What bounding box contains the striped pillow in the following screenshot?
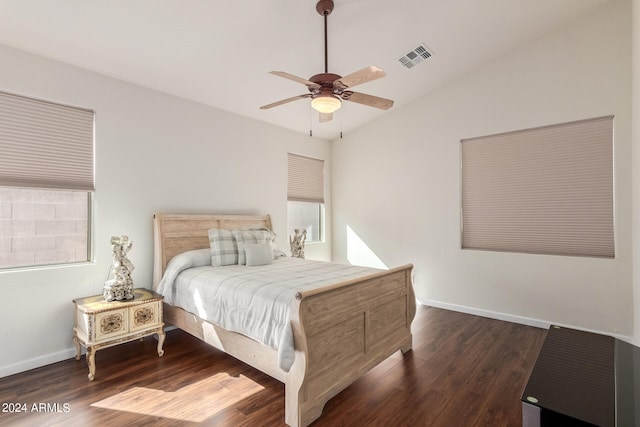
[208,228,239,266]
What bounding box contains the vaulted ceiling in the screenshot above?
[0,0,615,140]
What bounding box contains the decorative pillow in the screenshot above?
[244,243,274,266]
[233,228,277,265]
[208,228,239,266]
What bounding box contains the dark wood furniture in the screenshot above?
[522,325,640,427]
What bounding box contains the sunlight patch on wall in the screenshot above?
[91,373,264,422]
[347,225,388,269]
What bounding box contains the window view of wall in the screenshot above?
[287,200,323,243]
[0,90,94,269]
[0,187,89,268]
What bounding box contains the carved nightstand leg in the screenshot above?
[86,347,96,381]
[157,330,166,357]
[72,329,81,360]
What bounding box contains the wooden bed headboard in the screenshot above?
[152,213,272,289]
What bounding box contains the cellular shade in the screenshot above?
[287,153,324,203]
[0,91,94,191]
[461,116,614,258]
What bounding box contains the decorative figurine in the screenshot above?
[103,235,135,301]
[289,229,307,259]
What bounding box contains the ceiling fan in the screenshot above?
[260,0,393,123]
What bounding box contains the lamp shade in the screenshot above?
[311,95,341,113]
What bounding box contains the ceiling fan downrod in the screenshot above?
[316,0,334,74]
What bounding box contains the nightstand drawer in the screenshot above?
[95,308,129,340]
[129,301,160,332]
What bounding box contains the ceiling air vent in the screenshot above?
[398,43,433,69]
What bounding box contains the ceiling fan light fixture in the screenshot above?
[311,95,341,113]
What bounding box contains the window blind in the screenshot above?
[287,153,324,203]
[461,116,614,258]
[0,91,94,191]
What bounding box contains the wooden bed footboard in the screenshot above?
[162,264,415,427]
[286,264,415,427]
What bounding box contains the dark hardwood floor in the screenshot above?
[0,306,546,426]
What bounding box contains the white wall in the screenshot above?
[0,44,332,377]
[333,0,634,336]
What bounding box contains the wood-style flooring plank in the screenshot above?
[0,306,546,426]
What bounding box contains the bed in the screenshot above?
[152,213,416,427]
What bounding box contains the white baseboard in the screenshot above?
[420,298,633,342]
[421,298,550,329]
[0,347,78,379]
[0,326,177,379]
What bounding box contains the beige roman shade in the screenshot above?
[287,153,324,203]
[0,91,95,191]
[461,116,614,258]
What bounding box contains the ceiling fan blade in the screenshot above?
[270,71,321,90]
[334,66,386,89]
[344,91,394,110]
[319,112,333,123]
[260,94,311,109]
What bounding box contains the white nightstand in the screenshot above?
[72,288,165,381]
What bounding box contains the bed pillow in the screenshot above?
[208,228,239,266]
[233,228,277,265]
[244,243,274,266]
[156,248,211,298]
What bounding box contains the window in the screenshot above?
[461,116,614,258]
[287,200,324,242]
[0,91,94,269]
[287,153,324,243]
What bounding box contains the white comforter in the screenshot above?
[158,256,381,372]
